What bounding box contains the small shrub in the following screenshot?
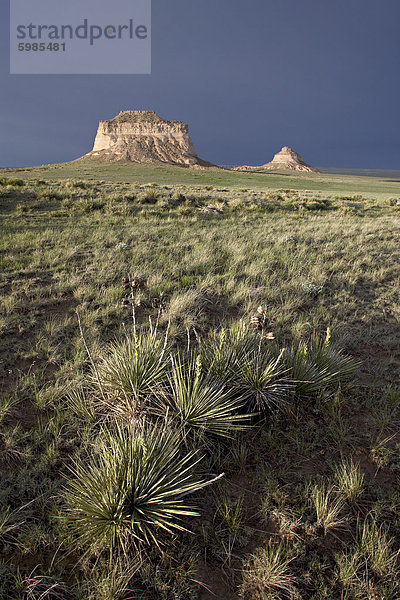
[4,178,25,187]
[138,189,159,204]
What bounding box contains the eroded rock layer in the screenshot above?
[235,146,320,172]
[79,110,214,167]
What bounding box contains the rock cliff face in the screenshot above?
[79,110,214,167]
[235,146,320,173]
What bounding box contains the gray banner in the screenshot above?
[10,0,151,74]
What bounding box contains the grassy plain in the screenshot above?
[3,161,400,198]
[0,162,400,599]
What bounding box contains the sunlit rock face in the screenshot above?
[261,146,320,172]
[78,110,214,167]
[234,146,320,172]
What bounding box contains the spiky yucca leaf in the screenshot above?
[281,341,329,396]
[200,326,260,381]
[231,349,291,415]
[64,425,219,555]
[95,332,169,415]
[165,352,251,437]
[271,329,358,397]
[308,328,358,384]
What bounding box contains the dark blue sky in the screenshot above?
[1,0,400,168]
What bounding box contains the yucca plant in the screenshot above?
[275,328,358,397]
[200,325,260,381]
[95,331,169,416]
[308,328,358,385]
[230,349,291,415]
[164,352,251,437]
[64,424,220,556]
[279,341,328,397]
[65,385,97,423]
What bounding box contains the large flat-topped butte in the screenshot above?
[79,110,215,168]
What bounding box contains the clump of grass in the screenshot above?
[212,493,247,566]
[88,558,141,600]
[0,504,24,546]
[301,280,324,298]
[138,189,159,204]
[240,543,298,600]
[170,191,186,204]
[64,424,220,556]
[357,516,398,577]
[0,394,20,425]
[334,459,364,503]
[335,550,362,589]
[269,509,303,542]
[75,198,105,213]
[163,352,250,437]
[3,178,25,187]
[215,494,245,537]
[65,180,89,189]
[165,287,216,328]
[22,574,70,600]
[310,482,346,535]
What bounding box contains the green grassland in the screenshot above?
[3,160,400,198]
[0,163,400,600]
